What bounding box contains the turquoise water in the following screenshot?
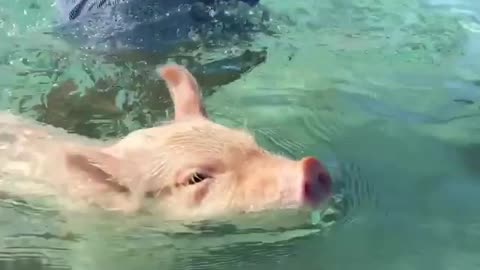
[2,0,480,269]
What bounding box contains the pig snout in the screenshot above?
[299,157,332,207]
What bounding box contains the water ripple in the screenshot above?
[330,162,379,226]
[254,127,307,157]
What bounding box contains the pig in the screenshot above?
[0,64,331,221]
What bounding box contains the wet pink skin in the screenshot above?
[0,64,332,221]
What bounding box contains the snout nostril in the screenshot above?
[300,156,332,205]
[316,171,332,194]
[303,181,312,198]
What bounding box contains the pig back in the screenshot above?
[0,113,102,182]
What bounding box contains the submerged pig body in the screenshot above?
[0,65,331,221]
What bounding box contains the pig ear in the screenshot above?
[65,149,130,193]
[157,64,208,121]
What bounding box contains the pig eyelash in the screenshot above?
[188,172,209,185]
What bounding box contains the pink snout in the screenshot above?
[300,157,332,207]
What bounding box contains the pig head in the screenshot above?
[54,65,332,221]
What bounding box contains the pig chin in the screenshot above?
[235,180,329,216]
[251,188,323,214]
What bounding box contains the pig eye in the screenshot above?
[188,172,209,185]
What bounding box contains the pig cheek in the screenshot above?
[193,178,238,215]
[153,191,194,220]
[189,183,210,208]
[237,176,280,211]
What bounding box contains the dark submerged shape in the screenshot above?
[53,0,266,55]
[38,0,269,139]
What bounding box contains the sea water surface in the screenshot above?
[1,0,480,269]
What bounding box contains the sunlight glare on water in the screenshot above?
[1,0,480,269]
